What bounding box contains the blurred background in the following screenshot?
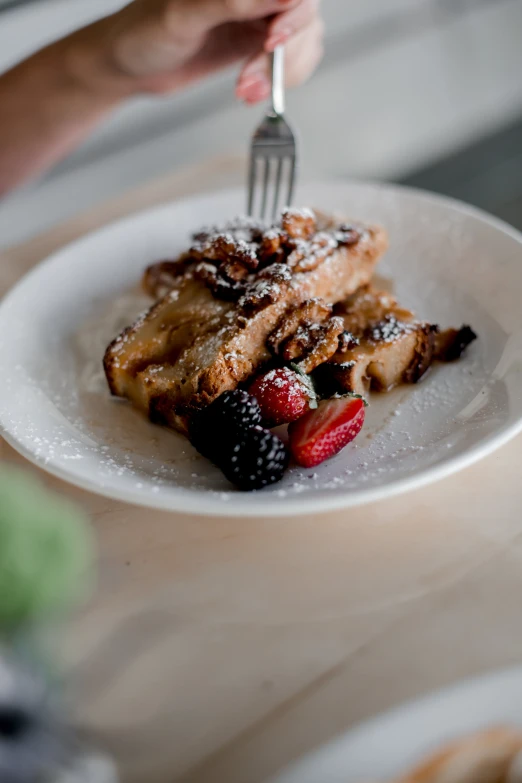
[0,0,521,247]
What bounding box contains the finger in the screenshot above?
[236,16,323,101]
[236,49,270,101]
[284,16,324,86]
[165,0,300,36]
[265,0,320,51]
[113,0,295,83]
[238,81,272,104]
[177,19,268,85]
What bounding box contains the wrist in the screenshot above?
[63,5,205,98]
[59,17,142,105]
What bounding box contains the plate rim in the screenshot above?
[269,662,522,782]
[1,407,522,517]
[1,178,522,517]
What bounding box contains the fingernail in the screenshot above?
[243,84,271,104]
[237,77,267,98]
[269,24,292,40]
[272,24,292,39]
[266,34,291,51]
[241,69,266,82]
[238,74,267,90]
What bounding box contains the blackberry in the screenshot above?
[210,390,262,430]
[189,390,262,461]
[189,419,220,462]
[220,426,289,491]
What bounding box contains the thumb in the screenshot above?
[165,0,300,35]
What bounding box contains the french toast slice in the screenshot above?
[104,210,388,433]
[390,727,522,783]
[315,285,476,397]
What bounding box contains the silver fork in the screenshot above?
[247,45,298,221]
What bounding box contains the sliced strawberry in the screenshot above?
[249,366,316,427]
[288,395,365,468]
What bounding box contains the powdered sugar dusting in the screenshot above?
[0,268,493,506]
[193,215,266,244]
[283,207,315,220]
[369,315,414,343]
[253,367,308,397]
[0,182,513,515]
[58,281,490,503]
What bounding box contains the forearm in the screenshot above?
[0,0,322,197]
[0,24,132,197]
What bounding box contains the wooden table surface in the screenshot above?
[2,159,522,783]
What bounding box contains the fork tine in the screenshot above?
[247,154,256,216]
[260,158,270,221]
[247,46,296,220]
[287,156,296,208]
[272,158,283,220]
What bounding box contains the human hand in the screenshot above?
[0,0,323,195]
[71,0,323,103]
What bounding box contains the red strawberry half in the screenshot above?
[288,395,365,468]
[249,367,316,427]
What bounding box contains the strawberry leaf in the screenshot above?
[333,391,369,407]
[289,362,318,407]
[289,362,307,378]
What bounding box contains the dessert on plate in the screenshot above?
[383,727,522,782]
[104,208,476,490]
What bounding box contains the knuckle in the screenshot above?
[223,0,248,14]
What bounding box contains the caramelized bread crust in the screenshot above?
[104,212,388,433]
[391,727,522,783]
[316,286,476,397]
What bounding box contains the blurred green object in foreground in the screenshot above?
[0,466,94,634]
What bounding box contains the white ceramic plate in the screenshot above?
[270,665,522,783]
[1,181,522,517]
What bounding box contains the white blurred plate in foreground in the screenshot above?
[270,665,522,782]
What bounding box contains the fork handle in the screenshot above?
[271,45,285,116]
